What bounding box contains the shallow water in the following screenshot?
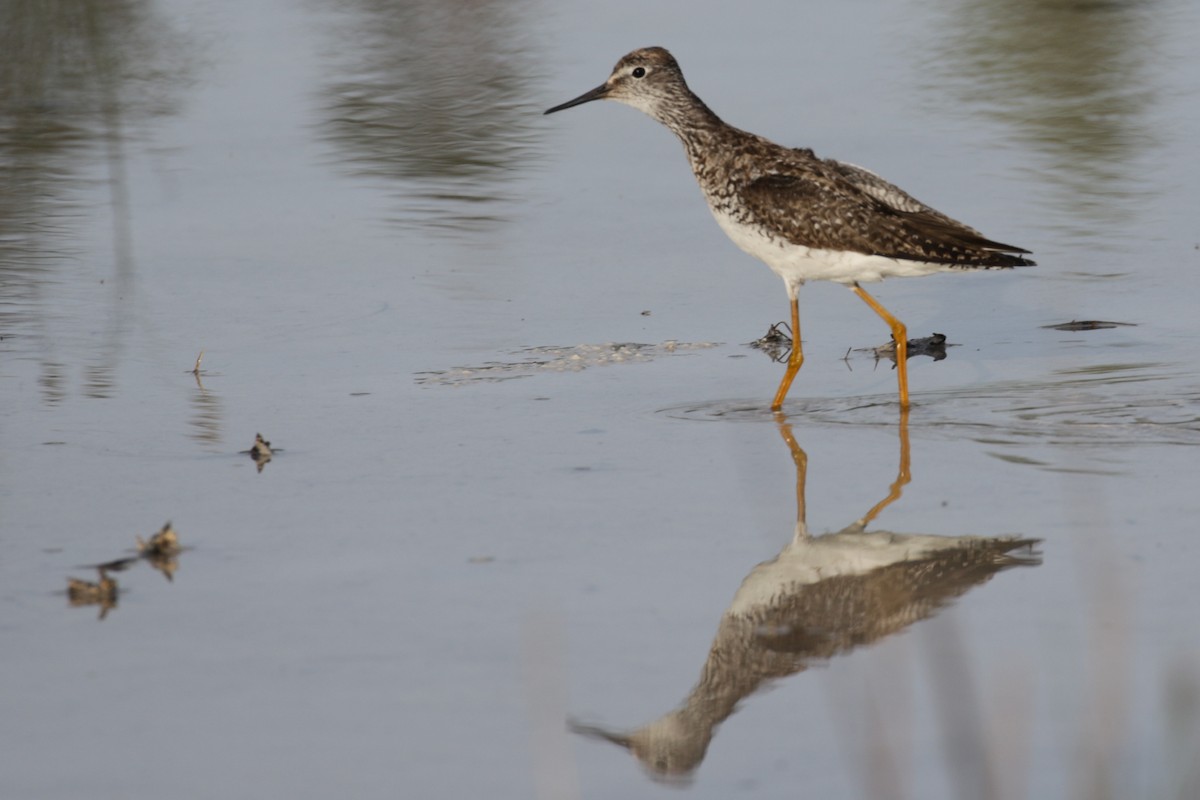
[3,0,1200,797]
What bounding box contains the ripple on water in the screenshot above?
[660,363,1200,448]
[414,341,720,386]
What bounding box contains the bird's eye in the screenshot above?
[631,67,646,78]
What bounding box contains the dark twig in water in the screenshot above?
[1042,320,1136,332]
[749,322,794,363]
[861,333,951,368]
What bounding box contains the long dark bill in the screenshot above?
[544,83,610,115]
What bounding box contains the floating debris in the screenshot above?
[840,333,951,371]
[249,434,272,459]
[250,433,272,472]
[66,522,188,616]
[137,522,181,558]
[749,326,949,367]
[748,322,794,363]
[238,433,275,472]
[1042,320,1137,332]
[861,332,950,365]
[137,522,183,580]
[67,568,119,620]
[415,341,720,386]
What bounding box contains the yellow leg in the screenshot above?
[855,406,912,527]
[774,412,808,528]
[850,283,909,408]
[770,296,803,411]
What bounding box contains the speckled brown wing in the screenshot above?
[828,159,954,218]
[739,172,1035,268]
[892,209,1036,267]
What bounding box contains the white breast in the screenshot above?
[707,204,953,298]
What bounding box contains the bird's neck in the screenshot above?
[653,91,726,147]
[652,92,748,182]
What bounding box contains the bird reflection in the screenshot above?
[571,411,1040,783]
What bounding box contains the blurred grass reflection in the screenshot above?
[0,0,190,397]
[919,0,1164,245]
[313,0,544,233]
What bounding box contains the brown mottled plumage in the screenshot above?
[546,47,1034,409]
[569,416,1041,782]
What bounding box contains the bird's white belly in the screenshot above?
[726,527,1005,617]
[708,205,952,295]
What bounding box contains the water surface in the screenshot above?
[3,1,1199,798]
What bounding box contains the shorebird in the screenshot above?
[571,414,1041,781]
[545,47,1034,410]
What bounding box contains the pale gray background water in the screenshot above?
[3,0,1199,798]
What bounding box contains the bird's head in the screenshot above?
[544,47,689,121]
